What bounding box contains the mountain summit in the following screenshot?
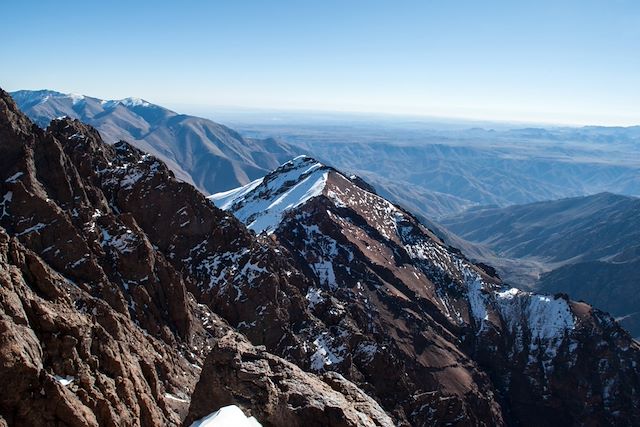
[214,154,640,425]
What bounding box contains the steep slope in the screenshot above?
[0,89,395,426]
[11,89,304,194]
[213,156,640,426]
[441,193,640,337]
[5,86,640,425]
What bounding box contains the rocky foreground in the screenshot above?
[1,88,639,426]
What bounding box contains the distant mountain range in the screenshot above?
[441,192,640,337]
[11,90,304,194]
[231,119,640,218]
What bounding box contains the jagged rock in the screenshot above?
[2,86,639,426]
[213,155,640,426]
[0,227,208,426]
[0,88,397,426]
[185,331,394,427]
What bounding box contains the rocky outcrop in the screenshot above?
[0,88,396,426]
[185,331,394,427]
[214,156,640,426]
[0,226,211,426]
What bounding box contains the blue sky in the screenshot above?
[2,1,639,125]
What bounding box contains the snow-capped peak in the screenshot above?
[209,156,330,234]
[100,97,152,109]
[67,93,85,104]
[10,89,154,111]
[118,97,151,108]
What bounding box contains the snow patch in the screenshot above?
[17,222,47,236]
[67,93,85,104]
[5,172,24,183]
[0,191,12,219]
[190,405,261,427]
[305,287,324,309]
[310,333,345,370]
[164,392,189,403]
[53,375,75,386]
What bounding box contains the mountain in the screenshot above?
[10,89,304,194]
[441,192,640,337]
[2,88,640,425]
[212,156,640,425]
[0,89,393,426]
[229,118,640,218]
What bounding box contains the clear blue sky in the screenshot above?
[2,1,639,125]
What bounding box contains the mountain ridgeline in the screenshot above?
[210,155,640,425]
[1,88,639,426]
[10,90,304,195]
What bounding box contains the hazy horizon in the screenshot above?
[3,1,640,126]
[9,87,639,130]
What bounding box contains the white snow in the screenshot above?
[208,178,263,210]
[356,342,378,362]
[119,169,145,189]
[101,228,136,253]
[16,222,46,236]
[467,276,489,326]
[210,157,329,234]
[53,375,75,386]
[495,288,575,342]
[164,392,189,403]
[190,405,261,427]
[312,260,337,289]
[67,93,85,104]
[0,191,12,219]
[305,287,324,309]
[119,97,151,108]
[4,172,24,183]
[310,333,345,370]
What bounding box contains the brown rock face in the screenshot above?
[0,227,208,426]
[216,156,640,426]
[2,86,640,426]
[185,331,394,427]
[0,89,396,426]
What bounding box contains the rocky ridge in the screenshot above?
[10,89,304,195]
[0,89,395,426]
[2,85,640,426]
[213,155,640,426]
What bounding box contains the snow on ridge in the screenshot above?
[465,269,575,369]
[67,93,85,104]
[208,177,263,210]
[209,156,330,234]
[118,97,151,108]
[101,97,152,109]
[190,405,262,427]
[495,287,575,342]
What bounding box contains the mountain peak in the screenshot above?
[101,96,153,109]
[10,89,156,111]
[209,155,332,234]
